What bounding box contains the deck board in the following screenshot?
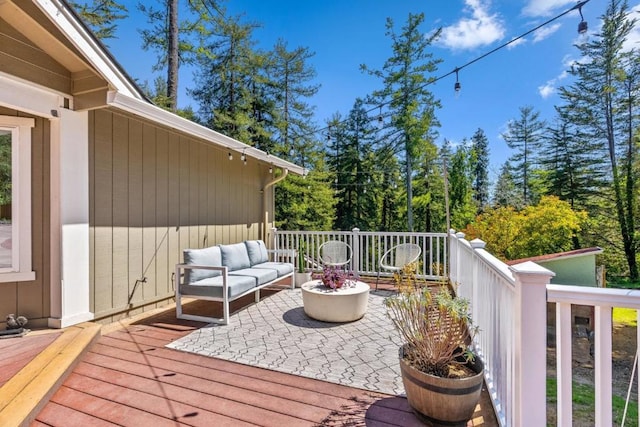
[0,332,60,387]
[31,283,498,426]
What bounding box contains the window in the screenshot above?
[0,116,35,282]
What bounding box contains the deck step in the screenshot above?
[0,322,101,427]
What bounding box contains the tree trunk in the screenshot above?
[167,0,179,111]
[406,133,413,232]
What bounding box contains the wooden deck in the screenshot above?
[0,331,61,388]
[19,282,497,426]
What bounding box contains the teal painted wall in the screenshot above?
[538,255,598,286]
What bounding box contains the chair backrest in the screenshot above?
[319,240,352,267]
[380,243,422,269]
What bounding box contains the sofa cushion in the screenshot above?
[180,275,256,299]
[229,268,278,285]
[253,262,294,276]
[183,246,222,283]
[245,240,269,265]
[219,243,251,271]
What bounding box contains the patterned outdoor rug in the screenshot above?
[166,288,406,396]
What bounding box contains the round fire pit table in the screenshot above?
[300,279,369,322]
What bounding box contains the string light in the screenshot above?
[303,0,592,140]
[454,68,461,93]
[577,3,588,34]
[241,149,247,165]
[269,164,273,174]
[228,152,233,160]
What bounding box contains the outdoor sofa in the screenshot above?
[175,240,294,325]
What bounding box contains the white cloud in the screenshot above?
[532,23,561,43]
[623,3,640,51]
[438,0,505,50]
[523,0,576,18]
[538,57,572,99]
[538,82,556,99]
[506,37,526,50]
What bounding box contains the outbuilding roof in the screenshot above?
[506,247,603,266]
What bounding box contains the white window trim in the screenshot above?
[0,116,35,282]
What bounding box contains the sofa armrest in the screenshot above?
[176,263,228,284]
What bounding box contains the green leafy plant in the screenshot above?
[385,284,479,378]
[297,244,307,273]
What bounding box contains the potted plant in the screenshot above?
[320,264,351,290]
[385,283,483,426]
[294,244,312,287]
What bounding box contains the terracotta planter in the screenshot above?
[399,345,484,427]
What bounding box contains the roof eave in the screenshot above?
[107,91,306,176]
[33,0,144,99]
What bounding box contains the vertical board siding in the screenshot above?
[111,113,129,310]
[89,110,270,321]
[0,108,50,327]
[155,129,169,297]
[127,118,143,315]
[142,123,157,303]
[93,109,114,314]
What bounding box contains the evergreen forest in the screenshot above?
[69,0,640,281]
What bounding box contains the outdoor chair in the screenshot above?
[376,243,422,290]
[318,240,352,268]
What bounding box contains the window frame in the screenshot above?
[0,115,35,282]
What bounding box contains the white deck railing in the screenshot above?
[450,230,640,427]
[272,228,448,281]
[548,285,640,427]
[272,228,640,425]
[449,233,518,426]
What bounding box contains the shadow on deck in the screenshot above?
[0,277,498,426]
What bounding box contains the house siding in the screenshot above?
[89,109,272,323]
[0,16,71,95]
[539,256,599,287]
[0,107,51,329]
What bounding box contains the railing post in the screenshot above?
[351,228,360,274]
[271,227,278,251]
[455,231,465,284]
[469,239,485,320]
[510,261,555,427]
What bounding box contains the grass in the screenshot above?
[606,279,639,326]
[614,307,638,326]
[608,278,640,290]
[547,378,638,426]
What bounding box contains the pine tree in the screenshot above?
[558,0,640,279]
[138,1,217,110]
[448,141,476,230]
[502,106,546,205]
[493,162,523,208]
[413,142,444,232]
[539,107,606,213]
[470,128,490,212]
[328,100,379,230]
[191,14,263,142]
[69,1,127,41]
[267,40,320,167]
[361,13,442,231]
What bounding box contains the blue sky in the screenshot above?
[107,0,639,180]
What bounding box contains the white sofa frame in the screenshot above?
[175,249,295,325]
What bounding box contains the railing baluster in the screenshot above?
[556,302,573,427]
[594,305,613,427]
